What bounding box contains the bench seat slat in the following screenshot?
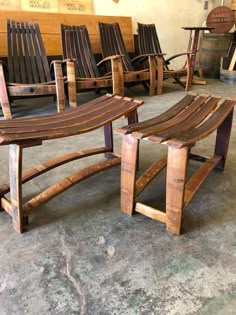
[1,97,137,134]
[0,95,143,144]
[115,93,197,135]
[167,100,235,148]
[131,95,215,139]
[148,96,220,143]
[0,94,113,127]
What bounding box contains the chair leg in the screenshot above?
[156,55,164,95]
[120,135,139,215]
[0,64,12,119]
[111,58,124,96]
[185,54,193,92]
[54,61,66,112]
[166,146,188,235]
[214,108,234,171]
[9,144,24,233]
[104,123,113,159]
[148,55,156,96]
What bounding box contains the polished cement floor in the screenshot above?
[0,79,236,315]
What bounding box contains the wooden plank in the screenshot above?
[228,49,236,71]
[0,147,109,196]
[9,144,24,233]
[148,95,221,143]
[184,156,222,208]
[0,11,133,56]
[132,95,209,139]
[23,156,121,214]
[120,135,139,215]
[1,196,13,217]
[0,96,143,144]
[135,155,167,197]
[115,94,197,136]
[135,203,166,223]
[166,146,188,235]
[167,99,236,149]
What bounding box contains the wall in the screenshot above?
[93,0,231,68]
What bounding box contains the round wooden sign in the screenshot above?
[206,6,235,34]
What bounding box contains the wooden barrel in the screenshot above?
[200,33,233,78]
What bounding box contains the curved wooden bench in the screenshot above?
[0,93,143,233]
[116,93,236,235]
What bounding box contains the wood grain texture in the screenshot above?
[0,94,143,233]
[120,135,139,215]
[0,10,133,56]
[118,94,236,235]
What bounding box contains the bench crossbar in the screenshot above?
[117,94,236,235]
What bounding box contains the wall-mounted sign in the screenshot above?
[0,0,94,13]
[21,0,59,12]
[59,0,93,14]
[206,6,235,33]
[0,0,20,10]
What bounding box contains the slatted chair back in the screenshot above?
[7,19,52,84]
[137,22,169,70]
[99,22,134,72]
[61,24,100,79]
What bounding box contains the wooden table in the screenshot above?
[182,27,214,85]
[116,93,236,235]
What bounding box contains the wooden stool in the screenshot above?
[116,93,236,235]
[0,94,143,233]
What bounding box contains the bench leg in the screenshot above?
[9,144,24,233]
[127,109,138,124]
[104,123,113,159]
[166,146,188,235]
[214,108,234,171]
[120,135,139,215]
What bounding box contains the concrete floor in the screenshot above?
[0,79,236,315]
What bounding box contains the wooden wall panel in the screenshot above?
[0,10,133,56]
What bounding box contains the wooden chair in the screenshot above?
[99,22,162,96]
[61,24,124,107]
[137,22,192,93]
[0,20,67,120]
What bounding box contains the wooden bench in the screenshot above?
[116,93,236,235]
[0,94,143,233]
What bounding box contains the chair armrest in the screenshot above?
[97,55,123,67]
[131,53,165,64]
[166,52,195,63]
[49,59,75,71]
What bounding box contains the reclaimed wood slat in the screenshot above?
[184,156,222,208]
[135,203,167,223]
[117,93,236,235]
[115,93,197,135]
[0,11,133,56]
[0,94,142,233]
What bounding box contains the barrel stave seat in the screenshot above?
[0,94,143,233]
[116,93,236,235]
